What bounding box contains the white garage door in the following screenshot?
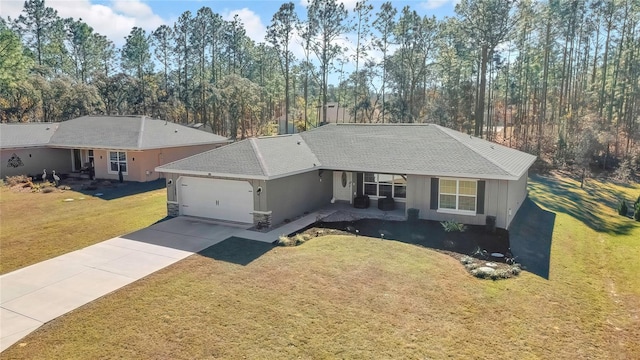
[178,177,254,223]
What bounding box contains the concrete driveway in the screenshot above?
[0,217,249,352]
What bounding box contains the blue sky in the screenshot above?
[2,0,459,47]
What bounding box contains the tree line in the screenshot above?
[0,0,638,173]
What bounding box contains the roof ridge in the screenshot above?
[249,138,269,177]
[137,116,145,149]
[432,125,516,177]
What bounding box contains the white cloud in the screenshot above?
[1,0,168,46]
[222,8,267,44]
[421,0,460,10]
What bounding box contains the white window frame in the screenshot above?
[437,178,477,215]
[108,151,128,175]
[363,173,407,201]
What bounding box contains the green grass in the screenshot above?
[2,174,639,359]
[0,185,166,274]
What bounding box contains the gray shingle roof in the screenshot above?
[47,116,228,149]
[156,140,265,177]
[0,123,59,149]
[157,134,321,179]
[156,124,537,180]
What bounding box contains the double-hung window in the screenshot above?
[439,178,477,214]
[363,173,407,199]
[109,151,127,174]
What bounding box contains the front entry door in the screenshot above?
[72,149,82,171]
[333,171,352,203]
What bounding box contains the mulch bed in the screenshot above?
[290,218,519,276]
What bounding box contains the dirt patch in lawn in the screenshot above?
[289,219,520,279]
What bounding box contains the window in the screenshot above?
[363,173,406,199]
[109,151,127,174]
[439,178,477,213]
[87,150,94,166]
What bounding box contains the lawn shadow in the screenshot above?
[76,179,165,200]
[198,237,274,266]
[529,174,635,235]
[508,197,555,279]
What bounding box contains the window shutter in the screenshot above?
[477,180,486,214]
[430,177,439,210]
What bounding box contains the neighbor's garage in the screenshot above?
[178,176,254,223]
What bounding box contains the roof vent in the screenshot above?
[297,140,301,145]
[174,129,178,133]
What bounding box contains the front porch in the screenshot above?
[320,201,407,222]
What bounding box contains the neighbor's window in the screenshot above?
[363,173,407,199]
[439,178,476,213]
[109,151,127,174]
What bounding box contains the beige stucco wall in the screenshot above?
[265,170,333,225]
[1,148,72,179]
[92,144,221,182]
[406,175,511,229]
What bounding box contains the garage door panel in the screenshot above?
[178,177,253,223]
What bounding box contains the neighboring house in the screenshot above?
[1,116,230,182]
[156,123,536,229]
[0,123,70,179]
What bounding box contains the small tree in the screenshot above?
[617,200,628,216]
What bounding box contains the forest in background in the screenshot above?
[0,0,639,178]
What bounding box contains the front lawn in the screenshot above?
[2,174,639,358]
[0,182,166,274]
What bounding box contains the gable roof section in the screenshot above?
[156,124,537,181]
[47,116,229,150]
[156,134,321,180]
[0,123,59,149]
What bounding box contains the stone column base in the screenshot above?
[253,211,272,229]
[167,202,179,217]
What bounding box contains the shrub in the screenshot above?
[465,263,479,271]
[635,204,640,222]
[490,269,513,280]
[277,235,296,247]
[294,234,307,245]
[460,255,475,265]
[441,220,467,232]
[617,200,628,216]
[471,267,493,279]
[635,195,640,209]
[510,264,522,276]
[5,175,30,186]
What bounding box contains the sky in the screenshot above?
[1,0,460,48]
